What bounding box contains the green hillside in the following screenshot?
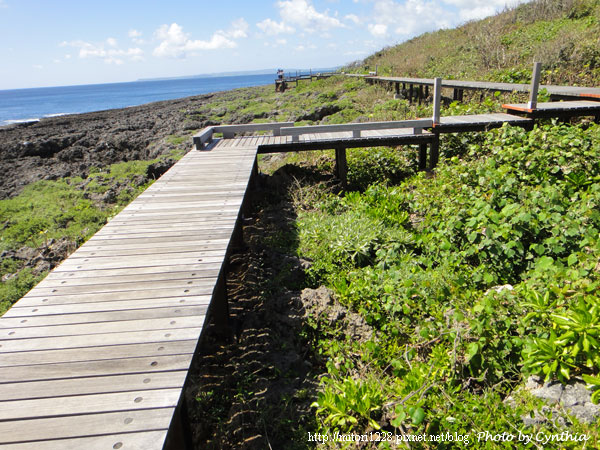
[355,0,600,86]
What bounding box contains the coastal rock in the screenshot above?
[0,94,215,199]
[505,375,600,425]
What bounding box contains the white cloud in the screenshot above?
[228,18,249,38]
[129,29,145,44]
[0,0,7,8]
[257,18,295,35]
[61,39,144,65]
[277,0,344,32]
[345,14,361,25]
[153,21,247,58]
[344,50,367,56]
[368,23,387,37]
[442,0,524,21]
[295,43,317,51]
[368,0,451,39]
[32,64,43,70]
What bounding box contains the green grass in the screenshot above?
[0,155,183,315]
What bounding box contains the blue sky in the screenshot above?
[0,0,526,89]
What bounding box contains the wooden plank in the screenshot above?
[0,431,168,450]
[33,273,219,291]
[43,264,220,281]
[0,306,206,328]
[93,225,235,237]
[0,408,174,445]
[67,247,227,261]
[0,340,197,368]
[0,371,189,401]
[0,315,205,340]
[0,354,195,383]
[4,297,211,317]
[74,243,229,257]
[82,235,232,247]
[0,388,181,421]
[54,256,225,272]
[0,328,203,353]
[280,118,433,136]
[18,286,214,306]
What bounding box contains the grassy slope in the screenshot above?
[356,0,600,86]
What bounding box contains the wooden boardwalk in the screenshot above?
[351,74,600,100]
[0,142,258,449]
[503,100,600,121]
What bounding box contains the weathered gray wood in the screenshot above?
[44,264,220,281]
[0,307,205,329]
[0,341,196,369]
[528,62,542,109]
[192,127,213,150]
[0,371,189,400]
[4,431,168,450]
[4,297,211,316]
[0,409,174,445]
[0,388,181,421]
[360,75,600,99]
[280,119,433,137]
[0,143,261,448]
[212,122,293,137]
[433,77,442,125]
[0,354,195,383]
[0,327,203,353]
[0,315,205,340]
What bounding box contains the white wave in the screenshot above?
[1,118,40,126]
[43,112,72,118]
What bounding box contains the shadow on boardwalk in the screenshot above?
[185,164,334,449]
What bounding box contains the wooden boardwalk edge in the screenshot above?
[0,143,259,449]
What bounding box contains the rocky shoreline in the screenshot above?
[0,91,225,199]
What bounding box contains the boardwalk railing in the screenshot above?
[193,122,294,149]
[279,119,433,142]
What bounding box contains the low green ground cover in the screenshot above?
[0,152,184,314]
[295,120,600,447]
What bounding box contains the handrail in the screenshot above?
[193,122,294,149]
[213,122,294,138]
[279,119,432,142]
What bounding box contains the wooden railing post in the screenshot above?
[528,62,542,110]
[335,148,348,188]
[432,77,442,125]
[418,143,428,171]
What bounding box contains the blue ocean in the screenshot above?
[0,73,276,126]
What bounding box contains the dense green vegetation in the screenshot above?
[295,116,600,447]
